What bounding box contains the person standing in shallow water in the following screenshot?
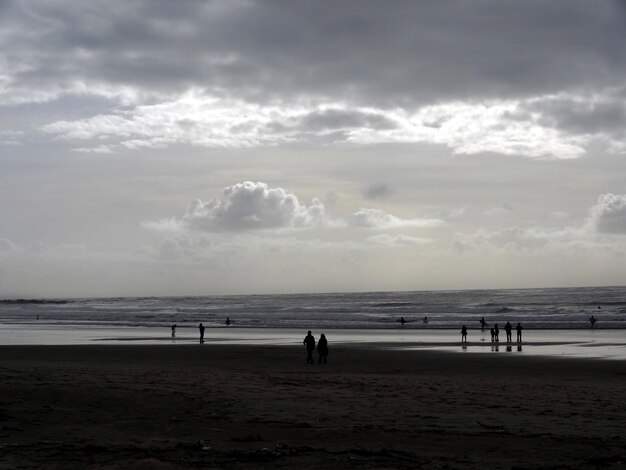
[303,331,316,364]
[493,323,500,342]
[198,323,205,343]
[317,333,329,364]
[461,325,468,343]
[516,322,523,342]
[504,321,513,343]
[589,315,597,328]
[479,317,487,331]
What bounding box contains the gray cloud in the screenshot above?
[362,183,393,200]
[2,1,622,159]
[2,1,626,108]
[528,93,626,135]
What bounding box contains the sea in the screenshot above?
[1,286,625,359]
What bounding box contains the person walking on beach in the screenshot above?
[490,328,495,343]
[199,323,205,343]
[480,317,487,331]
[589,315,597,328]
[516,322,523,342]
[171,324,177,338]
[317,333,329,364]
[461,325,468,343]
[493,323,499,342]
[303,331,316,363]
[504,321,513,343]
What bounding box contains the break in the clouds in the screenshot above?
[147,181,441,233]
[1,0,625,159]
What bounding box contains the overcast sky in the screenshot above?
[1,0,625,297]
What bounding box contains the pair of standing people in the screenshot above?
[303,331,329,364]
[504,321,523,342]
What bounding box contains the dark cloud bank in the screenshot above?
[2,0,625,106]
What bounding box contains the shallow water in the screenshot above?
[0,324,624,360]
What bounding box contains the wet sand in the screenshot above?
[0,344,624,468]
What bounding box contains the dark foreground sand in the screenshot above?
[0,345,624,469]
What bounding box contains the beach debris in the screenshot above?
[195,439,211,451]
[476,420,506,432]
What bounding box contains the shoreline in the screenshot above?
[1,325,624,360]
[0,344,624,468]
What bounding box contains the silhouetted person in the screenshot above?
[317,333,329,364]
[199,323,205,343]
[171,324,177,337]
[423,316,428,324]
[303,331,316,364]
[589,315,597,328]
[494,323,499,342]
[461,325,468,343]
[479,317,487,331]
[490,328,495,343]
[226,317,231,326]
[400,316,406,326]
[516,323,523,342]
[504,321,512,343]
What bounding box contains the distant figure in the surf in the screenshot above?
[423,316,428,324]
[198,323,205,343]
[589,315,597,328]
[493,323,499,342]
[461,325,468,343]
[400,316,406,326]
[317,333,329,364]
[303,330,316,364]
[479,317,487,331]
[171,324,177,338]
[516,322,523,342]
[225,317,231,326]
[490,328,495,343]
[504,321,513,342]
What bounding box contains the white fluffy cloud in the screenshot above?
[586,193,626,234]
[178,181,326,232]
[452,194,626,256]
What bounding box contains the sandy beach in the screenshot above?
[0,344,624,469]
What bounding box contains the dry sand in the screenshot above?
[0,344,624,469]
